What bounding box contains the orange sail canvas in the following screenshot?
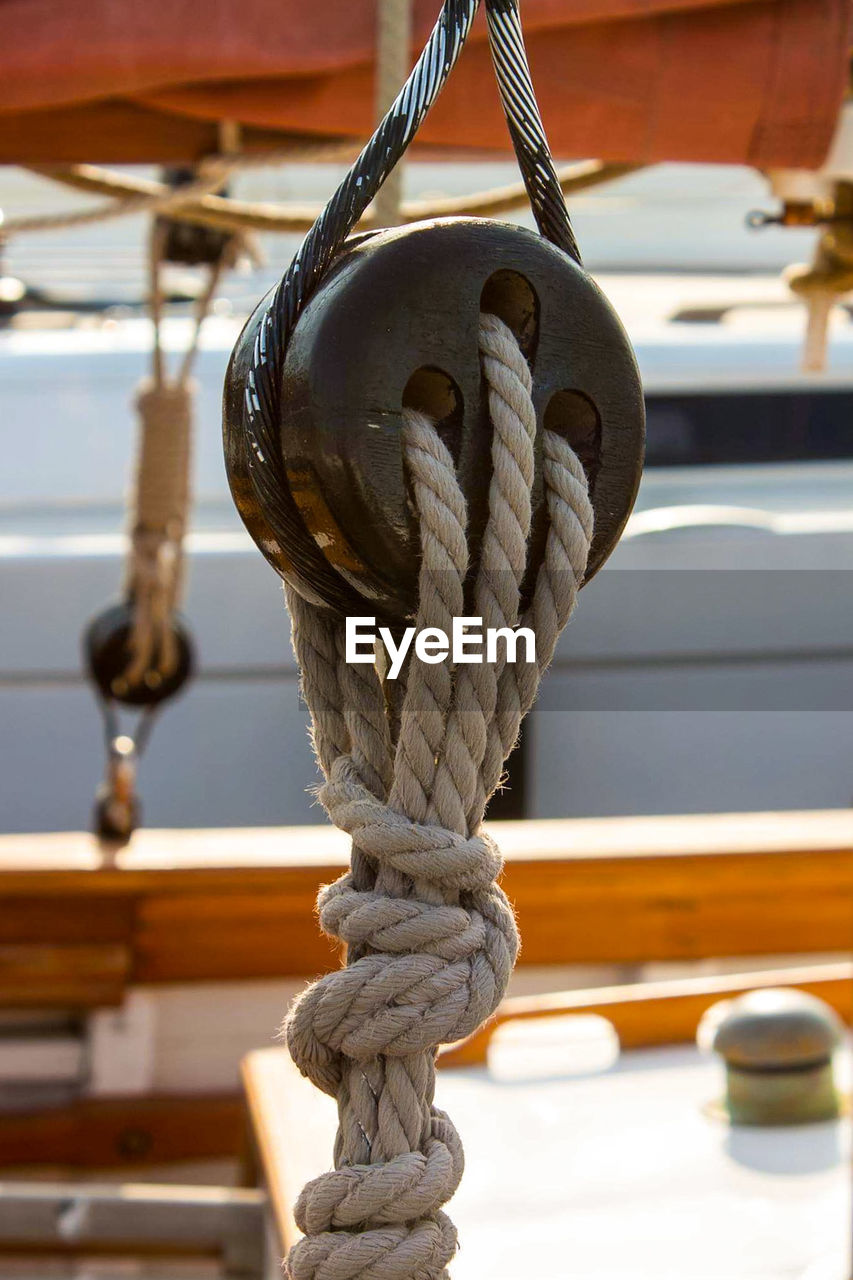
[0,0,849,168]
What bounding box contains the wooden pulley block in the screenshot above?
[224,217,644,622]
[84,602,194,707]
[158,167,236,267]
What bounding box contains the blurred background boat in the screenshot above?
[2,161,852,831]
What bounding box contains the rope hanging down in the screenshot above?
[218,2,624,1274]
[120,219,232,688]
[85,155,245,843]
[283,314,593,1280]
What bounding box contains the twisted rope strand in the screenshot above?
[122,222,234,688]
[283,315,593,1280]
[429,312,537,837]
[390,411,468,833]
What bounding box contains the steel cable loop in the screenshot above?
[243,0,480,560]
[485,0,581,263]
[241,0,581,584]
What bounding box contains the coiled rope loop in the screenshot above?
[282,312,592,1280]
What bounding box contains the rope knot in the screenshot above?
[295,1120,464,1234]
[321,757,505,893]
[287,754,519,1099]
[122,377,195,686]
[287,1113,462,1280]
[281,313,594,1280]
[287,1212,457,1280]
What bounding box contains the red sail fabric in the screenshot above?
[0,0,849,167]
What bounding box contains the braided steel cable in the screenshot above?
[485,0,581,262]
[243,0,480,561]
[240,0,581,583]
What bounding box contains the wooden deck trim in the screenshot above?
[0,1093,245,1169]
[242,1050,320,1254]
[2,810,853,880]
[1,812,851,991]
[439,960,853,1066]
[1,962,846,1176]
[0,943,129,1007]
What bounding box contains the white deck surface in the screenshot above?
[433,1036,850,1280]
[267,1022,851,1279]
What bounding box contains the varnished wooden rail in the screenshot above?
[0,943,128,1006]
[0,811,848,1176]
[0,1094,245,1169]
[1,811,851,1003]
[242,1049,332,1254]
[439,960,853,1066]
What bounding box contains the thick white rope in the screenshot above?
[282,313,593,1280]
